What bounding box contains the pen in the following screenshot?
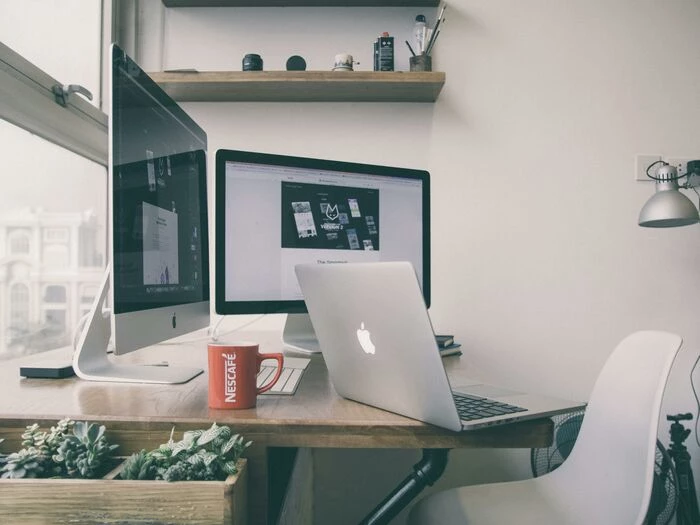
[405,40,416,57]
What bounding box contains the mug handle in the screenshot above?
[256,353,285,394]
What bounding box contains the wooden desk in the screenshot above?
[0,332,553,524]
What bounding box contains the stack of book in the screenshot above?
[435,334,462,357]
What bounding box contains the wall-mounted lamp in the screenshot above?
[639,160,700,228]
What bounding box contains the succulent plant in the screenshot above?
[54,421,119,479]
[1,448,44,479]
[41,418,75,454]
[0,419,118,480]
[119,449,156,481]
[18,418,75,477]
[120,422,251,482]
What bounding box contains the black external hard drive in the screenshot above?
[19,361,75,379]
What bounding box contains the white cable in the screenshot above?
[211,314,267,341]
[208,314,226,341]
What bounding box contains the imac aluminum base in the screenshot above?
[73,267,202,384]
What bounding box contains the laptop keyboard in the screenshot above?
[257,365,305,395]
[452,392,527,421]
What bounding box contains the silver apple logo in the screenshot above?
[356,322,376,355]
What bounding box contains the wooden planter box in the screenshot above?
[0,458,248,525]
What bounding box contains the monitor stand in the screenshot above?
[282,313,321,354]
[72,267,203,384]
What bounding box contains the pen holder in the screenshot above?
[409,54,432,72]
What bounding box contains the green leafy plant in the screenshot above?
[120,422,251,482]
[1,418,76,479]
[54,421,119,478]
[119,449,156,481]
[0,419,118,480]
[1,448,44,479]
[19,418,74,477]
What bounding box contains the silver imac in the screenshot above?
[73,44,210,384]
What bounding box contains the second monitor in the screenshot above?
[215,149,430,353]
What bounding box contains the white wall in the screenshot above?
[109,0,700,522]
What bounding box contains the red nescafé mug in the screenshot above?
[207,342,284,409]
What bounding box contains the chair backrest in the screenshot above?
[542,330,683,524]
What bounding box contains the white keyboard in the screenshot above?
[257,357,309,395]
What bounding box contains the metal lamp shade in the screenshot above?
[638,181,699,228]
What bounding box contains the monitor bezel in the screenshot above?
[215,149,430,316]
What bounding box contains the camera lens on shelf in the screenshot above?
[242,54,263,71]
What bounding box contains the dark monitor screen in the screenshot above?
[215,149,430,315]
[112,45,209,317]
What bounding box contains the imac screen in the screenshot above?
[111,44,209,352]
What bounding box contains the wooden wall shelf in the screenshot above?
[148,70,445,102]
[162,1,440,6]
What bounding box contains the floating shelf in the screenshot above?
[149,70,445,102]
[162,1,440,6]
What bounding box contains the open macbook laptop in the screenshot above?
[295,262,586,432]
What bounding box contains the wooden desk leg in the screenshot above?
[358,448,450,525]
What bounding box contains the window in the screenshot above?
[0,3,107,360]
[9,283,29,327]
[9,231,30,255]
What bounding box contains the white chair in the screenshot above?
[408,330,683,525]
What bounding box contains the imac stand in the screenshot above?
[282,313,321,354]
[73,267,203,384]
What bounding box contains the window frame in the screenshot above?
[0,0,110,167]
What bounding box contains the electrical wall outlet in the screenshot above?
[666,157,696,178]
[636,155,662,181]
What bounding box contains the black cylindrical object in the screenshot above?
[242,54,263,71]
[286,55,307,71]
